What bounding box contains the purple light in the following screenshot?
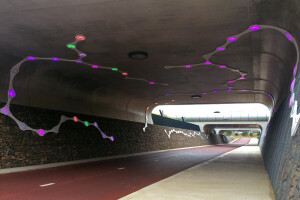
[205,61,211,65]
[213,90,218,93]
[94,122,98,127]
[239,77,245,80]
[52,58,59,61]
[92,65,99,68]
[110,136,114,141]
[228,80,234,83]
[76,60,82,63]
[149,82,155,84]
[217,47,225,51]
[289,94,294,107]
[202,92,207,94]
[166,94,170,96]
[293,65,297,75]
[79,53,86,57]
[38,129,45,136]
[27,57,35,61]
[249,25,260,31]
[219,65,226,68]
[268,94,273,99]
[290,79,295,90]
[2,108,9,114]
[227,89,231,91]
[285,33,293,41]
[242,89,247,91]
[9,90,16,97]
[185,65,191,68]
[227,37,237,42]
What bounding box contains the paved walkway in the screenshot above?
[0,138,249,200]
[121,138,275,200]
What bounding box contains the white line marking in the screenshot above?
[40,183,55,187]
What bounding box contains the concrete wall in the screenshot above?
[0,103,226,169]
[260,95,300,199]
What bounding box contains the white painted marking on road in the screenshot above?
[40,183,55,187]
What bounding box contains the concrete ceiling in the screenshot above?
[0,0,299,122]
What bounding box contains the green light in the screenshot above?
[112,68,118,71]
[85,121,89,126]
[67,44,76,49]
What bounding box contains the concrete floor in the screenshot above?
[121,139,275,200]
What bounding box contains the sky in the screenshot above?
[152,103,270,118]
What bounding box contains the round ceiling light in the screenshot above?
[128,51,148,60]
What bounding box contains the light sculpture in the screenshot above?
[143,25,299,136]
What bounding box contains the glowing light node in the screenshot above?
[227,37,237,42]
[149,82,155,84]
[185,65,191,68]
[242,89,247,91]
[112,68,118,71]
[67,44,76,49]
[171,99,175,102]
[79,53,86,57]
[73,116,78,122]
[85,121,89,126]
[217,47,225,51]
[227,89,231,91]
[9,90,16,97]
[76,60,82,63]
[27,57,36,61]
[249,25,260,31]
[219,65,226,68]
[228,80,234,83]
[92,65,99,68]
[94,122,98,127]
[2,108,9,114]
[110,136,114,141]
[122,72,128,76]
[285,33,293,41]
[293,65,297,75]
[52,58,59,61]
[205,61,211,65]
[38,129,45,136]
[239,77,245,80]
[76,35,86,41]
[290,79,295,91]
[213,90,218,93]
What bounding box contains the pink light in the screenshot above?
[217,47,225,51]
[239,77,245,80]
[219,65,226,68]
[285,33,293,41]
[185,65,191,68]
[27,57,35,60]
[92,65,99,68]
[213,90,218,93]
[293,65,297,75]
[38,129,45,136]
[2,108,9,114]
[227,89,231,91]
[122,72,128,76]
[249,25,260,31]
[205,61,211,65]
[52,58,59,61]
[228,80,234,83]
[73,116,78,122]
[110,136,114,141]
[227,37,237,42]
[290,79,295,90]
[149,82,155,84]
[289,94,294,107]
[9,90,16,97]
[76,35,86,41]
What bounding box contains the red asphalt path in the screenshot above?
[0,138,250,200]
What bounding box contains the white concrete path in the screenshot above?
[121,138,275,200]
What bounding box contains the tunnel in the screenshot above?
[0,1,299,199]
